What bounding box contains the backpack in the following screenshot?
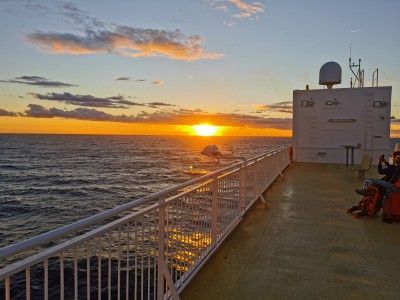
[347,185,382,218]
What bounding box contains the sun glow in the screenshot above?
[192,124,219,136]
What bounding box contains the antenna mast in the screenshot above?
[349,44,364,88]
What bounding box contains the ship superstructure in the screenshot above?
[292,60,392,164]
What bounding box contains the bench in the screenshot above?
[351,155,373,178]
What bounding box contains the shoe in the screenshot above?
[355,189,367,196]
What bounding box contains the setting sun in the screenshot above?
[192,124,219,136]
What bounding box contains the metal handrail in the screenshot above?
[1,145,291,299]
[0,146,287,260]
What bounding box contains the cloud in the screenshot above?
[24,3,223,61]
[115,77,130,81]
[350,29,363,33]
[60,3,106,30]
[224,20,237,27]
[26,92,178,109]
[211,112,291,129]
[152,81,164,86]
[207,0,264,20]
[27,92,144,108]
[255,101,293,113]
[25,27,223,61]
[0,108,18,116]
[25,104,117,120]
[146,102,176,108]
[215,5,229,12]
[0,76,77,87]
[17,104,292,130]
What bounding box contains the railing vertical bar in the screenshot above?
[5,276,10,300]
[125,220,130,300]
[60,252,64,300]
[73,246,78,300]
[189,193,193,258]
[140,216,144,300]
[134,218,138,300]
[142,214,146,299]
[97,236,101,300]
[259,158,262,191]
[26,267,31,300]
[168,200,173,294]
[86,241,91,300]
[197,200,200,254]
[177,198,181,278]
[147,212,151,300]
[178,198,183,278]
[44,259,48,300]
[117,225,121,300]
[108,231,112,300]
[254,161,259,201]
[171,200,176,283]
[153,208,157,300]
[263,156,267,191]
[157,197,166,299]
[168,203,173,282]
[211,175,218,245]
[240,162,245,211]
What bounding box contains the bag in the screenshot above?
[347,186,382,218]
[382,189,400,223]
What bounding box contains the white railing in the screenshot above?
[0,146,291,300]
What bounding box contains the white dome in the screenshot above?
[319,62,342,88]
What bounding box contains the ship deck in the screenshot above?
[181,162,400,300]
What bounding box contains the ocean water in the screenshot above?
[0,134,291,248]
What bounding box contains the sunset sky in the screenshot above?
[0,0,399,136]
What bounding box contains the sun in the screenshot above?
[192,124,219,136]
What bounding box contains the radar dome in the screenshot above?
[319,61,342,89]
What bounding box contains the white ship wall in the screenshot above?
[292,86,392,164]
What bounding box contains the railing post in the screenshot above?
[255,159,267,205]
[211,175,219,245]
[157,197,166,299]
[240,161,247,211]
[5,276,10,300]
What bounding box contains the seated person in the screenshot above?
[356,155,400,197]
[356,150,400,195]
[349,155,400,218]
[378,150,400,181]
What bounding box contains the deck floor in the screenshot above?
[180,162,400,300]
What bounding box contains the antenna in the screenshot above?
[349,46,364,88]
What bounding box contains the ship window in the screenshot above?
[326,99,340,106]
[301,100,315,107]
[373,101,387,108]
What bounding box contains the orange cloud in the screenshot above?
[208,0,264,20]
[228,0,264,15]
[25,27,223,61]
